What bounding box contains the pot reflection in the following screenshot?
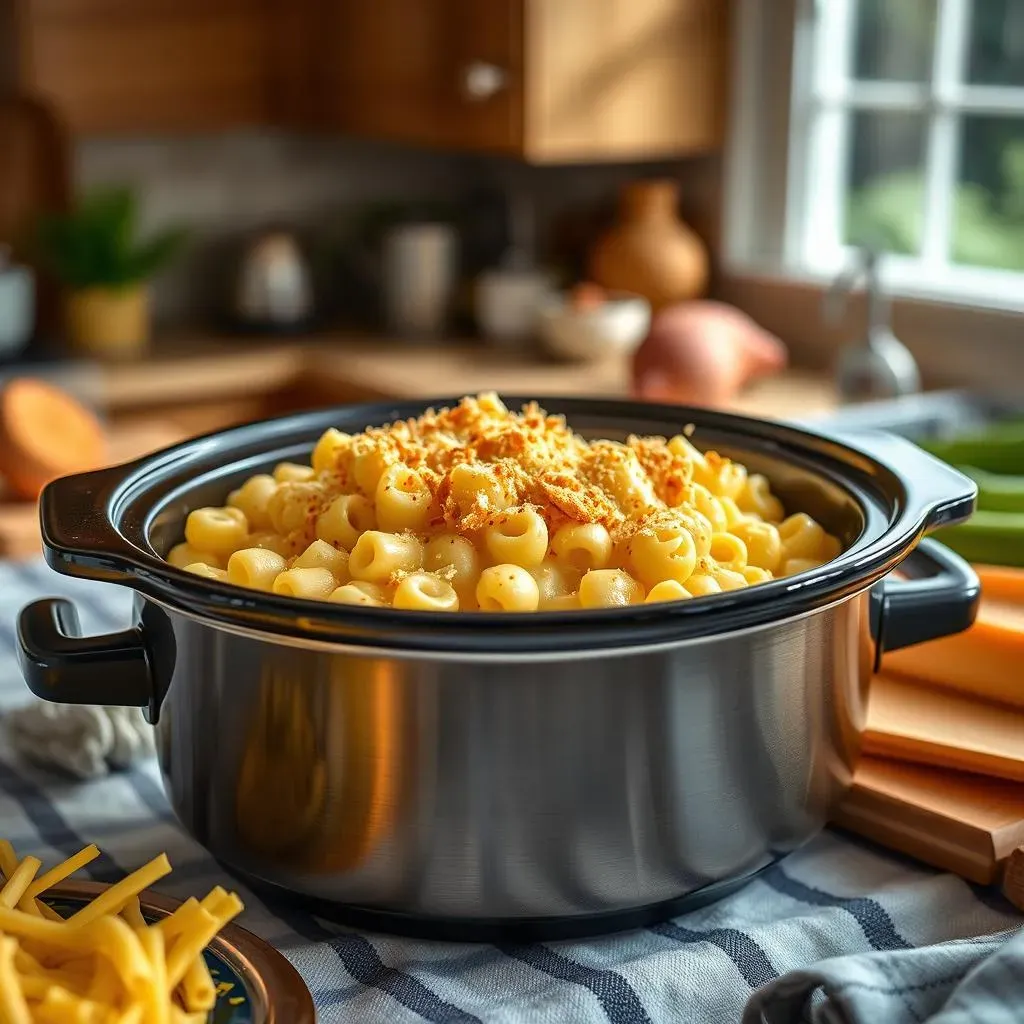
[235,662,326,859]
[233,654,402,873]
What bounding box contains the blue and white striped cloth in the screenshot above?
[1,559,1020,1024]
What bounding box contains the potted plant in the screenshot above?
[37,186,186,360]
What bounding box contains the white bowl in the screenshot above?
[537,292,651,362]
[475,268,556,347]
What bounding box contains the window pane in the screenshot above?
[853,0,936,83]
[844,111,929,256]
[967,0,1024,86]
[952,117,1024,271]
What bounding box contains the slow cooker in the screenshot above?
[17,397,979,940]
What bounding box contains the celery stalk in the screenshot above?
[921,423,1024,475]
[932,509,1024,568]
[956,466,1024,514]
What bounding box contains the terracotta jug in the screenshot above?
[589,179,709,311]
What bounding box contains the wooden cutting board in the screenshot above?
[867,566,1024,778]
[840,567,1024,886]
[0,420,185,558]
[866,673,1024,781]
[834,756,1024,885]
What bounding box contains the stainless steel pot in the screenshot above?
[16,398,979,940]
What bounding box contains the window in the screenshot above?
[725,0,1024,312]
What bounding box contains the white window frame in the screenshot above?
[724,0,1024,315]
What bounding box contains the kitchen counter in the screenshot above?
[68,332,841,421]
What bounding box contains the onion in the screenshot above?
[631,301,788,408]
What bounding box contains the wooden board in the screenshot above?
[851,569,1024,878]
[834,757,1024,885]
[866,674,1024,781]
[296,339,837,419]
[99,344,307,411]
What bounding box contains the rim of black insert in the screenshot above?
[39,395,975,654]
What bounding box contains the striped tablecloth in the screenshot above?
[0,559,1020,1024]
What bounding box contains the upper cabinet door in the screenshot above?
[522,0,729,163]
[11,0,270,134]
[323,0,726,163]
[323,0,522,154]
[446,0,523,154]
[5,0,726,158]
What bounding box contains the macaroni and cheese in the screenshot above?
[168,393,843,612]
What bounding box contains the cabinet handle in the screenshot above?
[462,62,508,101]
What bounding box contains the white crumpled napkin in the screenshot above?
[5,702,155,779]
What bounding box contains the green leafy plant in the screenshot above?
[36,186,188,290]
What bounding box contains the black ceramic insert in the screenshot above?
[34,396,978,655]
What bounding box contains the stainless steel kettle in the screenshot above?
[231,229,314,332]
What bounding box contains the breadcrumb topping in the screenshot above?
[308,392,730,543]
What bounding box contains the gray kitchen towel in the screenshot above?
[1,558,1022,1023]
[746,928,1023,1024]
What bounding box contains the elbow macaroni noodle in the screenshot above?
[168,393,844,612]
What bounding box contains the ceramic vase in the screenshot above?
[589,179,709,311]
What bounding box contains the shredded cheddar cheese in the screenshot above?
[0,839,243,1023]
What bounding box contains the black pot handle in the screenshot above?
[39,466,141,581]
[17,598,157,716]
[871,538,980,670]
[839,428,977,532]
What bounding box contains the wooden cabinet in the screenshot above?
[2,0,727,160]
[524,0,729,162]
[6,0,272,134]
[322,0,522,153]
[324,0,729,163]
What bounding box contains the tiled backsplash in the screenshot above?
[76,132,720,328]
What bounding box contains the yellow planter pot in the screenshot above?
[65,286,150,360]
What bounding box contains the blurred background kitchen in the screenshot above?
[0,0,1021,556]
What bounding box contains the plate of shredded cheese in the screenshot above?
[0,840,314,1023]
